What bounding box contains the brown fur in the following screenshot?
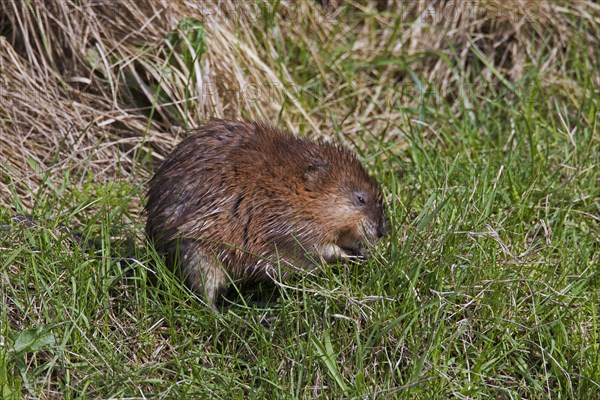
[145,120,388,304]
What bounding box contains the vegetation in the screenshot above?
[1,0,598,398]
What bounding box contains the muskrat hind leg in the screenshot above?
[173,240,227,306]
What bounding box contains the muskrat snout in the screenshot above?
[377,217,389,238]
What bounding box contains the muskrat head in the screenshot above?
[333,187,389,257]
[319,184,389,262]
[301,146,389,262]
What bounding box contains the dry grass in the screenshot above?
[1,0,598,211]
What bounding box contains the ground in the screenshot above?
[0,1,598,398]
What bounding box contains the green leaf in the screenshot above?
[12,326,56,354]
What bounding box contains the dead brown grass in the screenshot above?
[1,0,598,210]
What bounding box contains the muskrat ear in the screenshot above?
[303,159,329,185]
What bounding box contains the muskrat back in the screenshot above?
[145,120,388,305]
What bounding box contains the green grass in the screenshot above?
[1,6,599,400]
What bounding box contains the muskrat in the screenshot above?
[145,120,388,305]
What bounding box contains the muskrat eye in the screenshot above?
[354,192,367,206]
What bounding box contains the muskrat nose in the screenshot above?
[377,219,389,238]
